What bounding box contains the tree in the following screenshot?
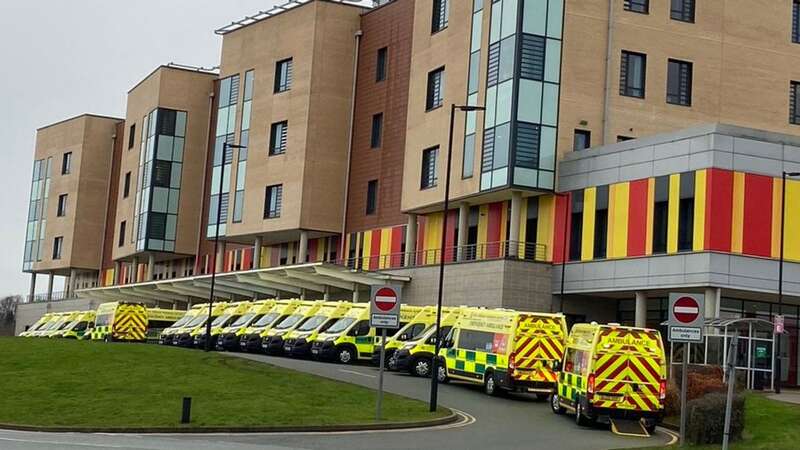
[0,295,21,326]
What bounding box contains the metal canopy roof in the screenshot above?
[76,262,410,306]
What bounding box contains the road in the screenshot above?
[0,351,675,450]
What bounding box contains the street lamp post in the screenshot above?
[776,171,800,391]
[430,103,485,412]
[205,141,246,352]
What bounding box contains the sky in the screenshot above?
[0,0,369,298]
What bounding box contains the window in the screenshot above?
[791,81,800,125]
[794,1,800,43]
[118,221,126,247]
[573,130,591,151]
[264,184,283,219]
[128,124,136,149]
[421,146,439,189]
[52,236,63,260]
[376,47,388,82]
[678,172,695,251]
[431,0,449,33]
[123,172,131,198]
[624,0,649,14]
[569,191,584,261]
[366,179,378,215]
[61,152,72,175]
[671,0,695,23]
[594,186,609,259]
[371,113,383,148]
[458,330,500,353]
[426,67,445,110]
[269,121,288,155]
[57,194,67,217]
[652,176,669,254]
[619,51,647,98]
[667,59,693,106]
[274,58,293,93]
[617,135,636,142]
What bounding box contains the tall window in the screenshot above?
[118,221,126,247]
[652,176,669,254]
[371,113,383,148]
[52,236,63,260]
[620,51,646,98]
[274,58,293,93]
[57,194,67,217]
[624,0,649,14]
[426,67,445,110]
[574,130,591,151]
[793,1,800,43]
[269,121,288,155]
[376,47,388,82]
[678,172,695,251]
[431,0,449,33]
[123,172,131,198]
[594,186,609,259]
[61,152,72,175]
[264,184,283,219]
[671,0,695,23]
[421,146,439,189]
[667,59,693,106]
[366,179,378,215]
[791,81,800,125]
[128,124,136,149]
[569,191,584,261]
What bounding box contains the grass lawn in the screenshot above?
[0,338,446,428]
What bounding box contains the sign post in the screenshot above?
[667,293,705,447]
[370,285,402,421]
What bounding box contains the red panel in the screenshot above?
[390,225,404,268]
[705,169,734,252]
[243,248,253,270]
[369,229,382,270]
[444,209,458,262]
[553,193,571,264]
[307,239,318,263]
[486,202,503,258]
[742,173,773,257]
[627,179,649,257]
[270,245,280,267]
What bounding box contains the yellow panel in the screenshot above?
[362,230,372,270]
[426,213,443,264]
[581,187,596,261]
[786,179,800,262]
[772,178,783,258]
[380,228,392,269]
[610,182,630,258]
[693,169,707,252]
[731,172,745,254]
[646,178,654,256]
[667,174,680,254]
[354,232,362,269]
[537,195,555,261]
[262,246,271,268]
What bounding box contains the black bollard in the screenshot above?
[181,397,192,424]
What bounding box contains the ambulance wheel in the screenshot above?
[550,394,565,415]
[483,371,501,397]
[575,401,593,427]
[643,419,658,434]
[336,346,356,364]
[412,357,431,377]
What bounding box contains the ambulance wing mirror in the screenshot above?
[553,360,563,372]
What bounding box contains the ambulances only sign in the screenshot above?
[370,285,402,329]
[668,293,704,343]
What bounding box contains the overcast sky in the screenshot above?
[0,0,369,298]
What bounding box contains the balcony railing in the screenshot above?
[22,290,78,304]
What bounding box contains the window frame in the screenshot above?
[128,124,136,149]
[61,152,72,175]
[52,236,63,260]
[123,172,131,198]
[376,47,388,82]
[426,67,445,111]
[794,1,800,44]
[264,184,283,219]
[420,146,439,190]
[57,194,68,217]
[118,221,126,248]
[573,129,591,151]
[371,113,383,149]
[269,120,288,156]
[670,0,695,23]
[366,179,378,215]
[274,58,293,93]
[619,51,647,99]
[666,59,693,107]
[624,0,649,14]
[431,0,449,34]
[791,81,800,125]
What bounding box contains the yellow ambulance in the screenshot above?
[159,304,204,345]
[43,311,82,338]
[51,311,95,339]
[551,323,667,433]
[89,302,153,342]
[392,307,466,377]
[193,301,251,349]
[283,301,352,358]
[261,300,323,354]
[29,312,68,337]
[239,299,302,352]
[216,299,277,351]
[174,302,228,347]
[436,308,568,397]
[20,313,55,337]
[372,306,438,366]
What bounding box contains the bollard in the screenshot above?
[181,397,192,424]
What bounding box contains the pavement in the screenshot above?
[768,389,800,404]
[0,351,676,450]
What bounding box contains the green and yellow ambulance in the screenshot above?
[88,302,150,342]
[551,323,667,433]
[51,311,95,339]
[193,301,251,349]
[145,308,185,342]
[43,311,82,338]
[372,306,438,366]
[174,302,228,347]
[31,312,71,337]
[216,299,277,351]
[283,301,353,358]
[159,304,204,345]
[20,313,55,337]
[436,308,568,397]
[393,307,466,377]
[239,299,302,352]
[261,300,323,355]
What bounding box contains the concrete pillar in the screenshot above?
[323,286,330,301]
[704,287,721,319]
[405,214,418,267]
[509,191,523,258]
[457,203,469,261]
[131,257,138,283]
[215,242,226,273]
[28,273,36,302]
[352,286,360,303]
[298,231,308,264]
[147,254,155,281]
[68,269,77,297]
[635,291,648,328]
[114,261,121,285]
[46,272,54,301]
[300,289,307,300]
[253,236,263,269]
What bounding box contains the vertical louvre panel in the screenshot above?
[791,82,800,124]
[487,42,500,86]
[515,123,540,169]
[794,1,800,43]
[482,128,495,172]
[519,34,546,81]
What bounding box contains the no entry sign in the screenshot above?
[370,285,402,329]
[668,293,705,343]
[673,296,701,324]
[373,287,398,312]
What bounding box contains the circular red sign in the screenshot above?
[673,296,700,324]
[374,287,398,312]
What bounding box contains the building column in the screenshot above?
[114,261,121,285]
[300,289,307,300]
[28,273,36,303]
[68,269,77,298]
[704,287,721,319]
[298,231,308,264]
[457,203,469,261]
[509,191,523,258]
[635,291,648,328]
[323,286,330,301]
[131,257,138,283]
[404,214,418,267]
[215,242,226,273]
[253,236,263,269]
[46,272,54,301]
[147,253,155,281]
[352,286,360,303]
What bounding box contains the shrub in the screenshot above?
[685,392,745,445]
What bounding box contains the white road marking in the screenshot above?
[339,369,376,378]
[657,427,680,445]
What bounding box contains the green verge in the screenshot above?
[0,338,447,429]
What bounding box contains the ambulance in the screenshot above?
[174,302,228,347]
[371,306,437,367]
[283,301,352,358]
[20,313,55,337]
[32,312,74,337]
[51,311,95,339]
[145,307,186,342]
[551,323,667,434]
[216,299,277,351]
[261,300,323,355]
[436,308,568,397]
[42,311,82,338]
[392,307,466,377]
[159,304,205,345]
[193,301,252,349]
[239,299,302,352]
[87,302,150,342]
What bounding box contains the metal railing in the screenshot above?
[22,291,78,304]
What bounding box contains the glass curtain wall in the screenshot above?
[462,0,485,179]
[233,70,254,223]
[208,75,240,237]
[23,157,51,270]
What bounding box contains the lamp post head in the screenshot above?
[785,171,800,177]
[223,142,247,149]
[457,105,486,112]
